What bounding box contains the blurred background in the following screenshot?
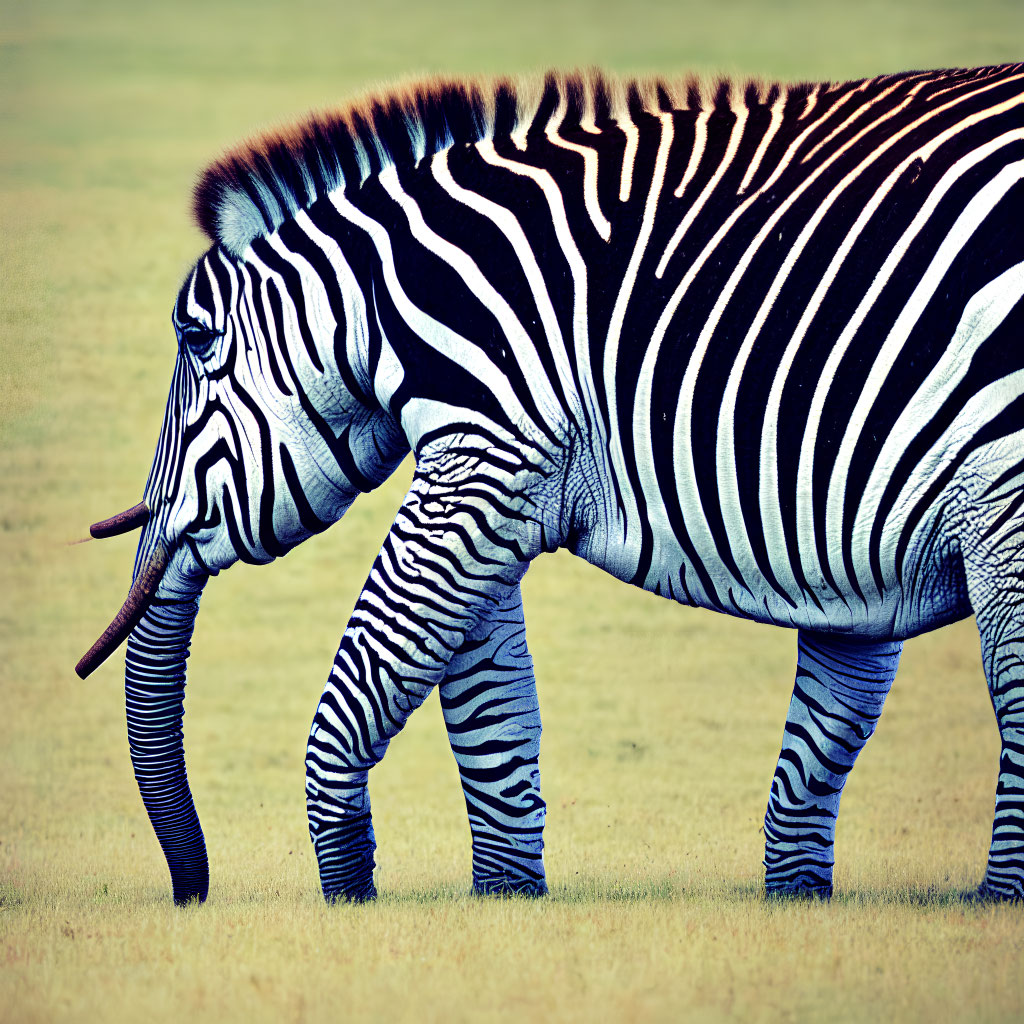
[2,2,1023,1019]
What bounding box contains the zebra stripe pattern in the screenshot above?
[97,65,1024,903]
[125,589,209,905]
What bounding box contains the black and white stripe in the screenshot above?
[115,65,1024,902]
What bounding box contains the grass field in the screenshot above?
[3,1,1024,1021]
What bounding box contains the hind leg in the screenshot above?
[963,496,1024,900]
[439,583,546,895]
[764,631,902,897]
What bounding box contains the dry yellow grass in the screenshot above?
[3,884,1022,1024]
[4,1,1024,1021]
[5,519,1022,1021]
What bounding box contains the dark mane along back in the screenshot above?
[195,65,1015,257]
[193,70,790,256]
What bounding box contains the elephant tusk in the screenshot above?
[75,545,169,679]
[89,502,151,539]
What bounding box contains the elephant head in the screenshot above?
[77,243,406,903]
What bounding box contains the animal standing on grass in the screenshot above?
[78,65,1024,904]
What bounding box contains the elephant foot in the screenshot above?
[970,881,1024,904]
[312,812,376,903]
[765,878,833,901]
[324,882,378,904]
[472,876,549,897]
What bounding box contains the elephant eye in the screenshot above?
[179,320,224,358]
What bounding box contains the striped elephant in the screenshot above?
[78,66,1024,903]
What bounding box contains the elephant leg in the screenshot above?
[440,582,546,896]
[963,494,1024,901]
[305,450,547,902]
[764,631,902,897]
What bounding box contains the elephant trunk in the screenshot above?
[77,503,211,904]
[124,549,209,905]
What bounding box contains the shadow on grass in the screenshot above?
[822,884,1017,908]
[372,875,700,905]
[720,879,1014,909]
[0,880,26,909]
[29,875,1007,911]
[373,877,1017,909]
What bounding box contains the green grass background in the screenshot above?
[3,1,1024,1021]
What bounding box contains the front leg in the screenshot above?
[440,583,546,896]
[305,439,555,901]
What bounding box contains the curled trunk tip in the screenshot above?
[76,544,169,679]
[90,502,150,539]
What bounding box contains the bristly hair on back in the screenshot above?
[194,70,788,257]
